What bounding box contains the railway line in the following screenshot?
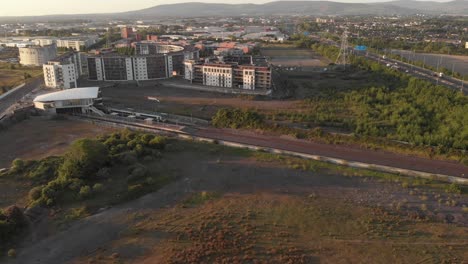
[72,110,468,181]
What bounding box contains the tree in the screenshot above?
[58,139,108,180]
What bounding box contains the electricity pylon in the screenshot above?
[335,30,349,70]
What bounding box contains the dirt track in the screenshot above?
[195,127,468,177]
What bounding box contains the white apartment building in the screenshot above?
[202,65,233,88]
[19,44,57,66]
[42,52,85,89]
[43,63,77,89]
[242,69,256,90]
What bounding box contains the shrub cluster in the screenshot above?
[26,130,168,207]
[0,206,27,254]
[212,108,264,129]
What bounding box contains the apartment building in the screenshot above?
[87,55,171,81]
[43,52,86,89]
[87,44,199,81]
[202,64,233,88]
[184,59,271,90]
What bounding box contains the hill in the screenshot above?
[0,0,466,22]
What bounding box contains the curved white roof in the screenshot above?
[34,87,99,102]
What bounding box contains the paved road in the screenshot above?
[323,39,466,93]
[363,53,467,93]
[195,127,468,177]
[0,77,43,115]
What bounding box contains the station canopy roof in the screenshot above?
[34,87,99,102]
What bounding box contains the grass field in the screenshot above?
[260,48,331,71]
[0,62,43,95]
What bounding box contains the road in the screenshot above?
[323,39,466,93]
[362,53,467,93]
[0,77,43,115]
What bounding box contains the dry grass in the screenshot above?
[0,62,42,94]
[84,193,468,264]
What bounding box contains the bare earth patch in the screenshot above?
[7,142,468,264]
[0,117,115,168]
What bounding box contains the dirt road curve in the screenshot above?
[195,127,468,177]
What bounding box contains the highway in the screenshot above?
[323,39,466,93]
[0,77,43,116]
[362,52,467,93]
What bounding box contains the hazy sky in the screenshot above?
[0,0,453,16]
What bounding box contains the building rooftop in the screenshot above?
[34,87,99,102]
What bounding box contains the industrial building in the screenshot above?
[43,52,86,89]
[3,36,99,51]
[87,44,199,81]
[19,44,57,66]
[184,58,272,90]
[33,87,103,115]
[55,37,99,51]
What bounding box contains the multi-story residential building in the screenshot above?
[43,63,77,89]
[184,59,272,90]
[87,44,199,81]
[88,55,172,81]
[202,64,233,88]
[43,52,86,89]
[19,44,57,66]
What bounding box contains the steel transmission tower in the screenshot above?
[335,30,349,70]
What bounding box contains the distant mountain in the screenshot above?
[121,0,467,17]
[380,0,468,14]
[121,1,411,17]
[0,0,466,22]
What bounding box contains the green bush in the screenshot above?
[128,164,148,181]
[11,159,26,173]
[126,184,144,199]
[149,136,167,150]
[445,183,462,194]
[92,183,104,193]
[27,157,63,183]
[212,108,264,129]
[0,206,27,248]
[58,139,108,180]
[28,186,43,201]
[116,152,138,165]
[79,185,92,199]
[96,167,110,178]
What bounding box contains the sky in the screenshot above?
[0,0,453,16]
